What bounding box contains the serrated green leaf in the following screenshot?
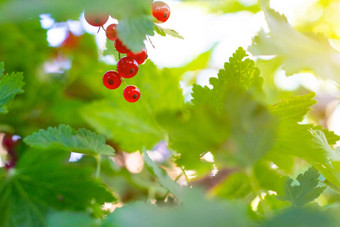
[24,124,115,156]
[278,167,326,207]
[117,16,154,53]
[269,93,317,123]
[0,149,116,227]
[249,6,340,82]
[154,24,184,39]
[192,47,263,112]
[0,67,25,114]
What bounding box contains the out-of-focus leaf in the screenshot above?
[24,125,115,156]
[102,192,251,227]
[261,207,334,227]
[249,6,340,83]
[47,211,99,227]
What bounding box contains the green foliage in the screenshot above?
[0,63,24,114]
[0,149,115,226]
[278,167,326,207]
[24,125,115,156]
[249,5,340,82]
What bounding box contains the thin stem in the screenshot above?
[181,166,190,185]
[95,155,101,178]
[147,36,156,49]
[118,52,121,60]
[97,26,101,34]
[122,78,128,86]
[101,26,106,32]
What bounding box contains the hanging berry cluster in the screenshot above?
[84,1,171,103]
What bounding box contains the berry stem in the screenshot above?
[118,52,121,60]
[97,26,101,33]
[121,78,128,86]
[147,36,156,49]
[101,26,106,32]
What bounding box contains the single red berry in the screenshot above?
[123,86,141,103]
[114,39,129,53]
[152,1,171,23]
[103,71,122,89]
[2,134,21,151]
[106,24,118,41]
[117,57,139,78]
[127,49,147,65]
[84,10,109,27]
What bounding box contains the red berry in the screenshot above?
[106,24,118,41]
[127,49,147,65]
[3,134,21,151]
[114,39,129,53]
[84,11,109,27]
[123,86,141,103]
[103,71,122,89]
[117,57,139,78]
[152,1,170,23]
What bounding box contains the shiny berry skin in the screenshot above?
[123,86,141,103]
[84,11,109,27]
[106,24,118,41]
[127,49,147,64]
[152,1,171,23]
[117,57,139,78]
[114,39,129,53]
[2,134,21,151]
[103,71,122,89]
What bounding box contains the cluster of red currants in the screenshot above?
[84,1,171,103]
[2,134,21,170]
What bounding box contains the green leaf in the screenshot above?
[103,39,123,60]
[269,93,317,123]
[192,47,263,112]
[103,195,251,227]
[0,63,24,114]
[143,149,186,201]
[0,149,116,226]
[154,24,184,39]
[117,16,154,53]
[24,125,115,156]
[278,167,326,207]
[249,6,340,82]
[47,211,99,227]
[261,207,334,227]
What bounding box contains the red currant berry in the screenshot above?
[2,134,21,151]
[117,57,139,78]
[123,86,141,103]
[103,71,122,89]
[152,1,171,23]
[106,24,118,41]
[84,11,109,27]
[114,39,129,53]
[127,49,147,65]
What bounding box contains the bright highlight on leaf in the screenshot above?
[24,124,115,156]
